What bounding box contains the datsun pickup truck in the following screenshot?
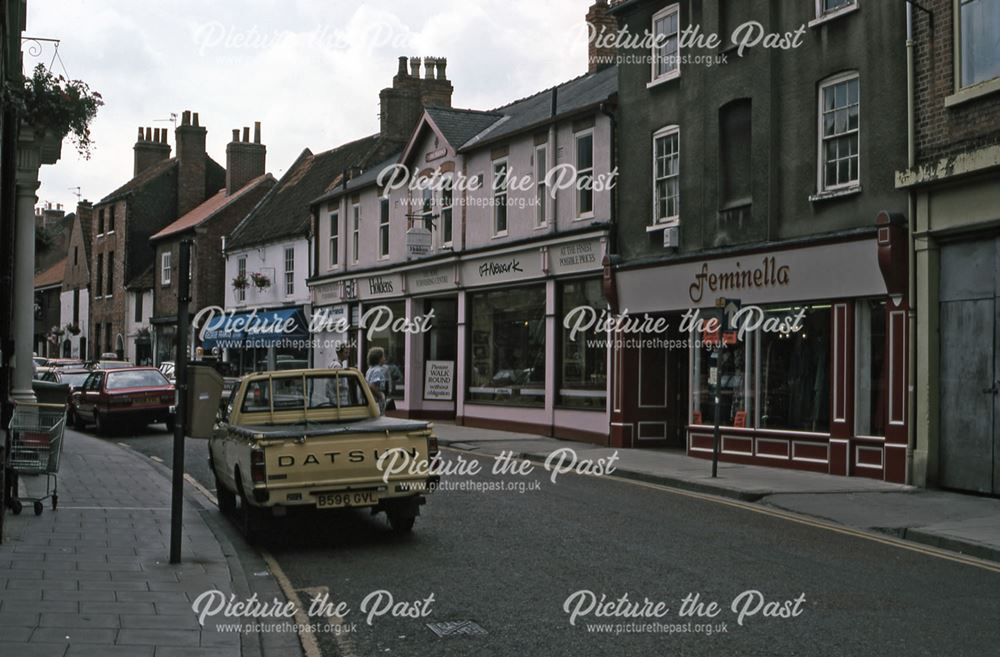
[209,368,438,539]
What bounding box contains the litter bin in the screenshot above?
[186,363,223,438]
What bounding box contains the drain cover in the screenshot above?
[427,620,487,637]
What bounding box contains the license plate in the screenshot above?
[315,491,377,508]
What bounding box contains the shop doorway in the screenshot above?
[939,238,1000,495]
[423,297,458,411]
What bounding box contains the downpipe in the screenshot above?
[905,2,917,486]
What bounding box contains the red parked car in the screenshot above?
[70,367,176,434]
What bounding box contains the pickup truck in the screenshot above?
[208,368,438,539]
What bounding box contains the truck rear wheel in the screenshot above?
[235,472,261,543]
[214,471,236,515]
[387,508,416,533]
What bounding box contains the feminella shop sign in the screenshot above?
[615,239,887,313]
[688,257,790,304]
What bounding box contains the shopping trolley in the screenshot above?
[6,402,66,515]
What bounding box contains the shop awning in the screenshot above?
[200,307,310,350]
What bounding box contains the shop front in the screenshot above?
[309,230,610,441]
[200,305,311,374]
[610,233,908,483]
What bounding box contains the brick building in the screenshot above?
[149,123,275,365]
[604,0,911,482]
[896,0,1000,493]
[89,112,225,360]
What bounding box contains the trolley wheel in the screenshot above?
[33,501,43,516]
[10,499,22,515]
[51,494,58,510]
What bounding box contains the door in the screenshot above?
[939,238,1000,494]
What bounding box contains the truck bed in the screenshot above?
[228,415,432,440]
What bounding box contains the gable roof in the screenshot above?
[99,158,178,204]
[227,134,384,250]
[126,262,154,290]
[150,174,274,242]
[34,257,66,290]
[98,155,226,205]
[425,107,504,151]
[460,65,618,150]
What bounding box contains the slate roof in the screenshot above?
[460,65,618,150]
[34,257,66,290]
[150,174,274,242]
[425,107,504,151]
[227,134,385,250]
[99,155,225,205]
[125,262,154,290]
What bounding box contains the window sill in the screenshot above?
[574,214,595,222]
[807,4,859,29]
[646,220,679,233]
[646,71,680,90]
[491,232,509,240]
[534,223,549,231]
[808,185,861,203]
[945,76,1000,108]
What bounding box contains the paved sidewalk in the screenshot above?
[0,429,302,657]
[434,422,1000,563]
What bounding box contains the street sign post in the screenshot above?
[710,297,741,478]
[169,240,191,564]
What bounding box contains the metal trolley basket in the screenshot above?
[6,402,66,515]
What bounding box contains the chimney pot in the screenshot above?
[232,129,240,142]
[193,112,200,127]
[181,110,191,126]
[144,127,152,141]
[423,56,434,79]
[254,121,261,144]
[242,126,250,142]
[137,126,144,140]
[409,56,421,78]
[397,56,408,77]
[436,57,447,80]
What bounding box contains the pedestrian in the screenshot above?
[365,346,389,414]
[328,342,351,369]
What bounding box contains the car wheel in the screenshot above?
[94,411,109,435]
[164,414,176,433]
[69,408,85,430]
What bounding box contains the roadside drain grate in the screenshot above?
[427,620,487,637]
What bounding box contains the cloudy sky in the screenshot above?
[25,0,595,211]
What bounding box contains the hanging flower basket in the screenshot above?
[232,274,249,290]
[250,272,271,290]
[65,322,81,335]
[4,64,104,159]
[51,325,64,337]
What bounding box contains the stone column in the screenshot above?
[11,126,62,403]
[11,167,40,402]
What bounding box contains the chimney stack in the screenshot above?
[133,124,171,177]
[586,0,617,73]
[175,109,207,215]
[380,56,454,143]
[225,121,266,196]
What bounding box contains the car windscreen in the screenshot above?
[106,370,169,390]
[61,372,91,388]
